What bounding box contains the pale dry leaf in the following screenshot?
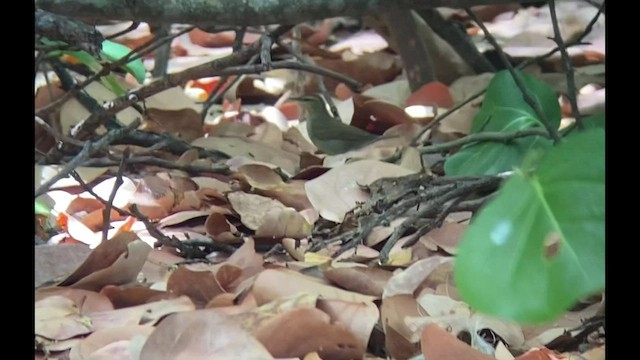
[366,217,406,247]
[35,244,92,288]
[252,268,377,306]
[255,208,312,239]
[419,221,467,254]
[316,299,379,349]
[204,212,240,243]
[191,176,232,193]
[35,288,114,313]
[130,176,175,220]
[227,191,288,230]
[305,160,417,223]
[167,266,225,308]
[68,325,154,360]
[249,122,284,148]
[158,210,210,227]
[89,295,195,331]
[139,309,274,360]
[383,255,454,298]
[334,245,380,262]
[192,136,299,175]
[281,238,309,261]
[35,296,93,340]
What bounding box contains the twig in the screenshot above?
[102,148,129,242]
[35,115,85,147]
[34,119,141,198]
[106,21,141,40]
[151,25,172,78]
[111,130,229,160]
[465,7,562,143]
[419,128,550,154]
[548,0,582,128]
[129,205,209,259]
[81,156,230,175]
[68,171,132,217]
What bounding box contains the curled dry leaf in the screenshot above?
[281,238,309,261]
[69,239,152,292]
[235,164,313,210]
[323,266,393,298]
[35,296,93,340]
[205,212,240,243]
[58,231,140,288]
[158,210,210,228]
[167,266,226,308]
[68,325,154,360]
[88,295,195,331]
[99,285,173,309]
[334,245,380,262]
[252,268,377,306]
[419,221,467,254]
[254,307,365,360]
[35,288,114,313]
[305,160,417,223]
[366,217,407,247]
[383,255,454,298]
[140,309,274,360]
[316,299,380,349]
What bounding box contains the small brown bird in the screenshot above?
[293,95,380,155]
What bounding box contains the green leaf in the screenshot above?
[454,128,604,323]
[445,70,560,176]
[100,40,147,84]
[582,113,605,130]
[35,199,52,216]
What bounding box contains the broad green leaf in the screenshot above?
[582,113,605,130]
[454,128,604,323]
[445,70,560,176]
[100,40,146,84]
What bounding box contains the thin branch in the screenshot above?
[548,0,583,128]
[68,171,132,217]
[35,116,86,147]
[106,21,141,40]
[102,148,129,242]
[34,119,141,198]
[81,156,230,175]
[419,128,550,154]
[465,7,562,143]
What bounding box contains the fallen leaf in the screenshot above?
[192,136,299,175]
[68,325,154,360]
[380,294,423,359]
[139,309,274,360]
[419,221,468,254]
[204,212,240,243]
[88,295,195,331]
[254,307,365,360]
[252,268,377,305]
[69,239,152,292]
[323,266,393,297]
[255,207,312,240]
[99,285,172,308]
[35,166,109,189]
[167,266,226,308]
[130,176,175,220]
[317,298,379,348]
[305,160,416,222]
[35,244,92,288]
[35,288,114,313]
[35,296,93,340]
[383,255,454,298]
[228,191,293,230]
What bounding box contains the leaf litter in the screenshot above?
[35,5,604,359]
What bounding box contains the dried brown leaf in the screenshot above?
[68,325,154,360]
[140,309,274,360]
[35,296,92,340]
[323,267,393,298]
[317,299,379,349]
